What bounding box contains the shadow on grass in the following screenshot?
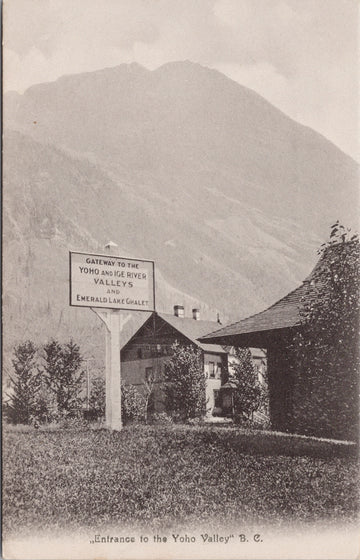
[195,427,357,460]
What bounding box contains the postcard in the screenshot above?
[2,1,359,558]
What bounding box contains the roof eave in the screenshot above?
[199,325,300,348]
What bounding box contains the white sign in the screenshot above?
[69,251,155,311]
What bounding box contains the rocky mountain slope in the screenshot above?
[3,61,358,368]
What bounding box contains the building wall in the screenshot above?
[267,341,294,433]
[121,345,227,416]
[121,356,167,412]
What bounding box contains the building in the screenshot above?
[199,243,358,441]
[121,306,229,417]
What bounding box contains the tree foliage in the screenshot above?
[5,341,41,424]
[88,376,154,424]
[291,222,359,439]
[42,339,85,418]
[231,348,262,424]
[89,376,105,418]
[143,368,155,423]
[121,384,146,424]
[164,343,206,421]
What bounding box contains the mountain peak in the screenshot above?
[115,61,149,73]
[157,59,204,69]
[3,57,358,354]
[155,60,213,76]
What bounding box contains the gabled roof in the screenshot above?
[120,311,227,354]
[157,312,226,354]
[198,283,307,343]
[199,240,357,346]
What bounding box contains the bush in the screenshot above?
[150,411,174,425]
[88,376,105,419]
[121,385,146,424]
[164,343,206,421]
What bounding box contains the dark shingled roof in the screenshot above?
[157,312,226,354]
[199,240,357,346]
[198,283,307,343]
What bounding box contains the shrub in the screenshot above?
[150,411,174,425]
[88,376,105,419]
[164,343,206,421]
[121,385,145,424]
[143,368,155,423]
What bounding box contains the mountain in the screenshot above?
[3,61,358,367]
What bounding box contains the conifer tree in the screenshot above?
[164,343,206,421]
[6,341,41,424]
[231,348,262,423]
[43,339,85,417]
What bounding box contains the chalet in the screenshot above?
[121,306,229,417]
[199,243,358,441]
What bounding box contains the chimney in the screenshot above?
[104,241,118,256]
[217,313,222,325]
[192,308,200,320]
[174,305,184,318]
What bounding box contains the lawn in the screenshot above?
[3,424,358,536]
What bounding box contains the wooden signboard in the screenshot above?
[69,251,155,312]
[69,249,155,431]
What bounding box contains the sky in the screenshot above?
[3,0,359,159]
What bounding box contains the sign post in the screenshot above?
[69,245,155,431]
[90,308,124,430]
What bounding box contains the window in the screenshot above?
[216,362,222,379]
[209,362,215,378]
[151,344,163,357]
[137,348,143,359]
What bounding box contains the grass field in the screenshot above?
[3,424,358,536]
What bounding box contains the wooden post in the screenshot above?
[91,309,130,431]
[86,360,90,411]
[102,241,122,430]
[109,311,122,430]
[105,318,112,427]
[73,242,147,431]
